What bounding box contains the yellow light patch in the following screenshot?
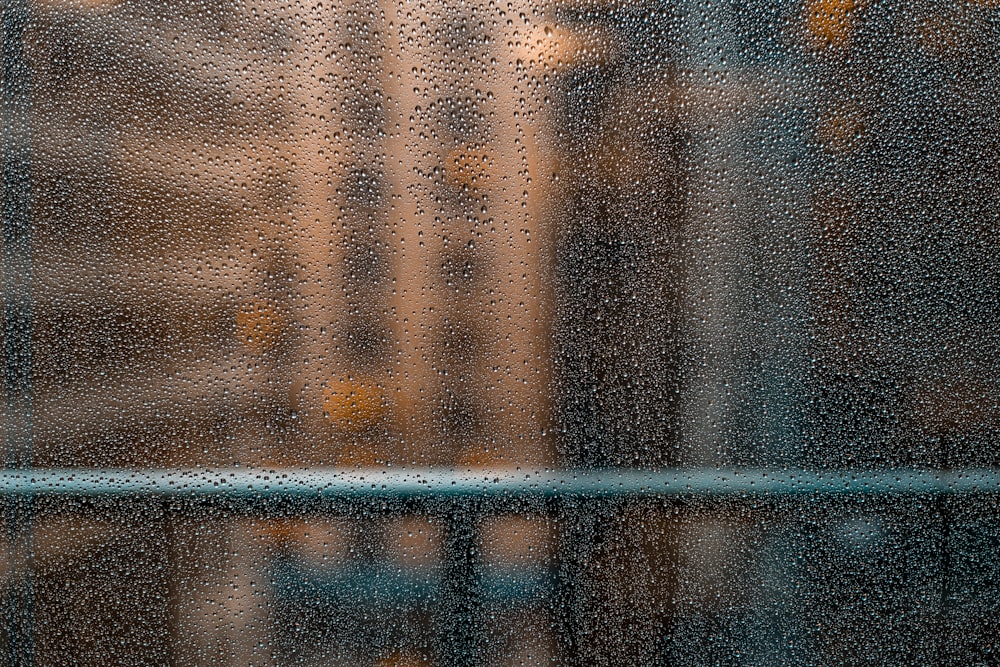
[805,0,861,49]
[236,300,283,353]
[322,379,385,432]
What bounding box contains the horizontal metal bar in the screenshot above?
[0,467,996,502]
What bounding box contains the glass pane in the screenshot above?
[2,0,998,664]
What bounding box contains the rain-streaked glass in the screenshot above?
[2,0,998,664]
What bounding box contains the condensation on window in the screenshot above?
[1,0,999,664]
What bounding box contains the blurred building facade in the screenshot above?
[17,0,573,662]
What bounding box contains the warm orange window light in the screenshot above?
[805,0,863,48]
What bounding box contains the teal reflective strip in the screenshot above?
[0,468,997,499]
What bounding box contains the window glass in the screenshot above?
[2,0,999,664]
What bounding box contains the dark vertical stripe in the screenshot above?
[438,507,480,667]
[1,0,34,664]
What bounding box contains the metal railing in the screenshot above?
[2,466,999,505]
